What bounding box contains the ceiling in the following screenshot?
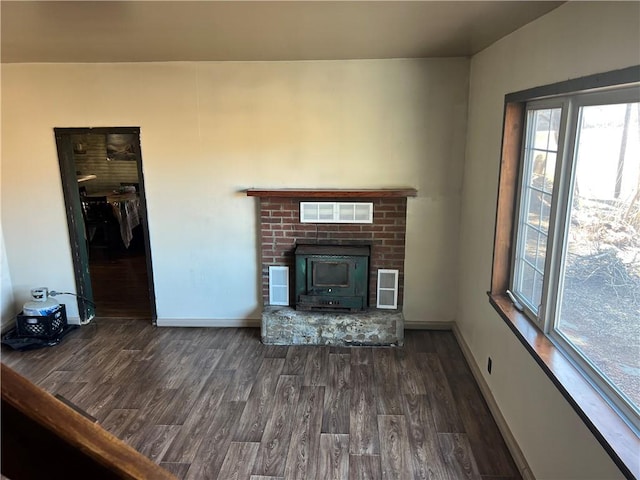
[1,1,564,63]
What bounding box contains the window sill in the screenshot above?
[489,293,639,480]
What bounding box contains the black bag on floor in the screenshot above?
[1,325,78,351]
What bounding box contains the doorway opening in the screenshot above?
[55,127,156,322]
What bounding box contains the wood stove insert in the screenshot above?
[294,244,370,312]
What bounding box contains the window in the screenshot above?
[511,88,640,431]
[491,67,640,476]
[512,105,562,316]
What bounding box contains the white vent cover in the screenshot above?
[377,269,399,309]
[300,202,373,223]
[269,266,289,306]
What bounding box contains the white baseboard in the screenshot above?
[451,324,535,480]
[156,318,261,328]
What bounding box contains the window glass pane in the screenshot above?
[531,108,560,151]
[557,102,640,413]
[526,189,543,229]
[544,152,556,193]
[524,226,538,266]
[540,192,552,232]
[536,232,547,270]
[513,107,561,312]
[533,270,543,308]
[520,262,537,307]
[531,150,547,189]
[522,225,547,272]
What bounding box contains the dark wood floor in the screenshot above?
[89,244,152,318]
[1,321,522,480]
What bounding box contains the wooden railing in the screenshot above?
[1,363,177,479]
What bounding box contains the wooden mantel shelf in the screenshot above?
[246,187,418,198]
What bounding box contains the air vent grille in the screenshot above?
[300,202,373,223]
[269,266,289,306]
[377,269,399,309]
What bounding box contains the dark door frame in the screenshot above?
[54,127,157,323]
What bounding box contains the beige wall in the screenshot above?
[1,225,15,329]
[459,2,639,479]
[1,58,469,324]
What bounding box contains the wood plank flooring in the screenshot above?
[89,248,152,318]
[1,320,522,480]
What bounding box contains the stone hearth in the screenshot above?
[262,306,404,346]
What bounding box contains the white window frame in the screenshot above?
[510,85,640,432]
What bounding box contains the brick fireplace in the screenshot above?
[247,188,417,345]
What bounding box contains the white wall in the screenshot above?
[460,2,639,479]
[1,58,469,324]
[1,224,17,329]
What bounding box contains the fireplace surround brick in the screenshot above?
[255,196,409,308]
